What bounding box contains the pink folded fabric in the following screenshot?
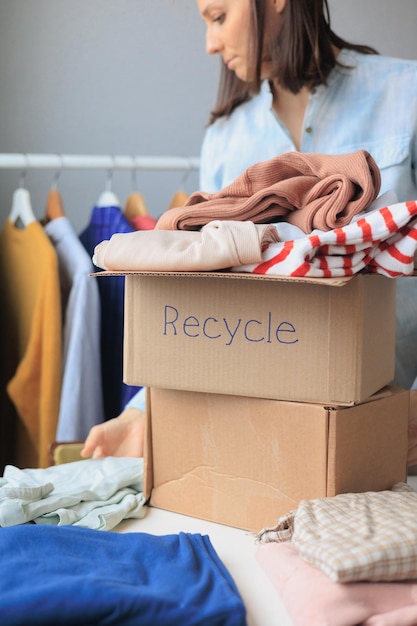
[256,541,417,626]
[92,220,279,271]
[156,150,381,233]
[232,200,417,278]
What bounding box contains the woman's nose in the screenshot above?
[206,28,222,55]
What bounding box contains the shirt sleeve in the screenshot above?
[124,386,146,412]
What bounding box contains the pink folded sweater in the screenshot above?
[257,542,417,626]
[156,150,381,233]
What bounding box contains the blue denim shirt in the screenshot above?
[200,49,417,389]
[200,49,417,202]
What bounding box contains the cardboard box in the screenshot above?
[145,386,409,533]
[122,271,396,405]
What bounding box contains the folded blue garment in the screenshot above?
[0,525,247,626]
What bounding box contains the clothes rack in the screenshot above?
[0,153,200,172]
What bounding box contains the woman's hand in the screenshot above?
[80,408,145,459]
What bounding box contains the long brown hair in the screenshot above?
[208,0,377,124]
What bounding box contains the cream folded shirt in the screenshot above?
[257,483,417,583]
[92,220,279,271]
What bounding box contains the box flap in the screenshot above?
[93,269,361,287]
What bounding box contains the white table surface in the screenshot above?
[115,475,417,626]
[116,506,292,626]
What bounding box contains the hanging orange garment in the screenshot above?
[0,219,62,468]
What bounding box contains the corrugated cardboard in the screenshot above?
[145,386,409,533]
[120,270,396,405]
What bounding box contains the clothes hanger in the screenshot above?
[96,158,121,208]
[123,160,156,229]
[124,162,149,220]
[42,156,65,223]
[167,160,191,210]
[9,156,37,228]
[168,189,189,210]
[125,192,149,218]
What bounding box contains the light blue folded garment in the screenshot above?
[0,457,145,530]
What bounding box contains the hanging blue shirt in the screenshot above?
[80,203,141,420]
[200,49,417,390]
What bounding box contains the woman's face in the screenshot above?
[196,0,284,82]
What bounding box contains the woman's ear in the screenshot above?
[272,0,287,14]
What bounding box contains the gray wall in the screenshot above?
[329,0,417,58]
[0,0,416,233]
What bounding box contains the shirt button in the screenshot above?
[305,126,313,134]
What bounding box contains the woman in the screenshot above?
[198,0,416,198]
[82,0,417,460]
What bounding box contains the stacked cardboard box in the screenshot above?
[116,270,409,532]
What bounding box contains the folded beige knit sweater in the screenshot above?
[156,150,381,233]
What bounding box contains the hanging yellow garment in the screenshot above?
[0,219,62,468]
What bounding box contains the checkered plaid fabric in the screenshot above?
[292,483,417,583]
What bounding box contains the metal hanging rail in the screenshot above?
[0,153,200,171]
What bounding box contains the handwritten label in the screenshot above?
[163,305,298,347]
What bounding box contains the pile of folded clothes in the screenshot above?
[256,482,417,626]
[93,150,417,280]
